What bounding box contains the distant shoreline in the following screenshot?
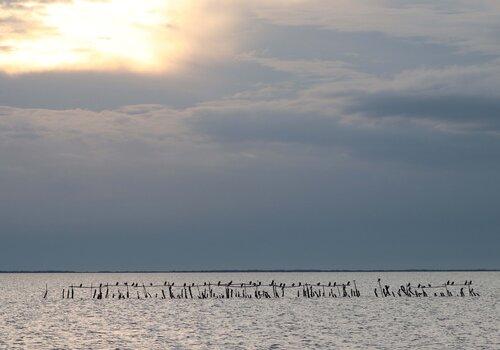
[0,269,498,273]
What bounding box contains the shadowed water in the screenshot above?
[0,272,498,349]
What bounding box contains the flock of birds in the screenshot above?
[44,279,480,300]
[55,280,360,300]
[374,278,480,297]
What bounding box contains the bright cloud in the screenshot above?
[0,0,235,74]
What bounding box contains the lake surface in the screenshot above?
[0,272,498,349]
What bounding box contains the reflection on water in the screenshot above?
[0,272,498,349]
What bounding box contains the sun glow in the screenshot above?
[0,0,224,74]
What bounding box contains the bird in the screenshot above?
[116,282,119,286]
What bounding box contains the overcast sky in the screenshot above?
[1,0,499,270]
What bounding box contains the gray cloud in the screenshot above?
[241,21,495,75]
[189,103,500,169]
[248,0,500,55]
[1,100,499,269]
[0,61,287,110]
[346,94,500,127]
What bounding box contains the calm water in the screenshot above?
[0,272,498,349]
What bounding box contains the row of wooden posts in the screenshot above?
[43,279,479,300]
[374,279,480,297]
[56,280,360,300]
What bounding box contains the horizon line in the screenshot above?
[0,268,498,274]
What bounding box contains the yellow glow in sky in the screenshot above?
[0,0,207,74]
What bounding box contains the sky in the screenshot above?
[0,0,499,271]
